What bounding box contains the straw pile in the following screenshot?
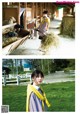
[2,28,14,34]
[41,33,59,50]
[2,37,18,48]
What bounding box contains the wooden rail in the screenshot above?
[2,23,30,55]
[2,23,17,30]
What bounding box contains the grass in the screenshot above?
[42,81,75,112]
[2,81,75,112]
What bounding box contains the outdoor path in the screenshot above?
[47,36,75,57]
[10,19,75,56]
[43,72,75,84]
[21,71,75,85]
[48,20,75,57]
[4,72,75,85]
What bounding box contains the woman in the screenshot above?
[26,70,50,112]
[35,10,50,40]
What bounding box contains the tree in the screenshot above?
[2,59,75,76]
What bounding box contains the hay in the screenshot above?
[41,33,59,50]
[60,16,75,38]
[2,37,18,47]
[2,28,14,34]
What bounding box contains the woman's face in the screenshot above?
[43,14,47,18]
[32,74,44,86]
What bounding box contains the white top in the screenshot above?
[33,85,40,90]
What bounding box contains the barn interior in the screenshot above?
[2,2,75,55]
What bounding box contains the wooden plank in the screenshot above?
[2,35,29,55]
[40,3,43,16]
[2,23,17,30]
[18,2,20,24]
[24,3,27,30]
[32,3,34,19]
[36,3,38,18]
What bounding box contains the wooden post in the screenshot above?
[48,3,50,13]
[47,3,49,12]
[3,70,6,86]
[45,3,47,11]
[24,3,27,30]
[36,3,38,18]
[40,3,43,17]
[18,2,20,24]
[42,3,43,13]
[44,3,46,10]
[47,3,49,13]
[32,3,34,19]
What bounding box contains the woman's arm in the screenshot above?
[29,92,43,112]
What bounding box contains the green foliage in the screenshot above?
[2,82,75,112]
[64,67,74,72]
[3,59,75,75]
[53,59,75,72]
[31,59,54,74]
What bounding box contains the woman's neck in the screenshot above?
[33,82,40,90]
[33,82,39,86]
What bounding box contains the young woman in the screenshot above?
[26,70,50,112]
[34,10,50,40]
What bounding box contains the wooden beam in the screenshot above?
[44,3,46,10]
[24,3,27,30]
[45,3,47,10]
[2,23,17,30]
[48,3,50,13]
[18,2,20,24]
[42,3,43,10]
[36,3,38,18]
[40,3,43,16]
[32,3,34,19]
[47,3,49,13]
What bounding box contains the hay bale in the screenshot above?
[60,16,75,38]
[41,33,59,50]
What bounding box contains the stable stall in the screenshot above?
[2,3,33,55]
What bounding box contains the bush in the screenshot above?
[64,67,74,72]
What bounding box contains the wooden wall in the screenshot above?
[3,8,18,22]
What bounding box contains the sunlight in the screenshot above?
[58,8,63,20]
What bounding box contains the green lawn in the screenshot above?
[2,81,75,112]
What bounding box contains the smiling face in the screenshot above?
[32,74,44,86]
